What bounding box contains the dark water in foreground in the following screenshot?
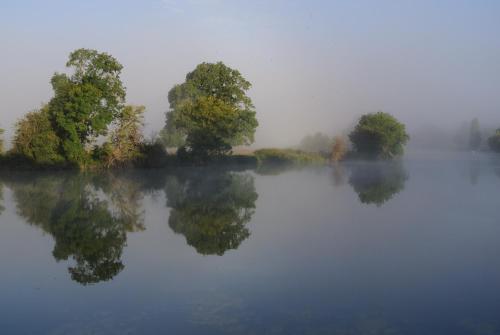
[1,152,500,335]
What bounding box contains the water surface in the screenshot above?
[1,152,500,334]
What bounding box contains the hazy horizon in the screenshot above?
[1,0,499,148]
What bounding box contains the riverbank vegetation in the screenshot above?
[11,48,498,172]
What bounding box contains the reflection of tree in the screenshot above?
[165,169,258,255]
[3,172,150,285]
[348,162,408,206]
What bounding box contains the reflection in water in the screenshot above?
[165,169,258,256]
[3,172,150,285]
[348,161,408,206]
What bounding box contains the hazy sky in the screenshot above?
[1,0,499,147]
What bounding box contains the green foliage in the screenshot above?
[299,132,333,153]
[164,62,258,158]
[254,148,325,165]
[469,118,482,150]
[349,112,409,159]
[165,169,257,255]
[349,162,408,206]
[48,48,126,166]
[177,96,257,159]
[12,105,64,165]
[488,129,500,153]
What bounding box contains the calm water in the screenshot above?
[1,152,500,334]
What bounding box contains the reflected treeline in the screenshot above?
[165,169,258,256]
[347,161,408,206]
[0,171,164,285]
[0,167,258,283]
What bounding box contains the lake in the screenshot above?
[1,152,500,334]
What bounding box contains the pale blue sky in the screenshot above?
[1,0,499,146]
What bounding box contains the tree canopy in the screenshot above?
[349,112,409,159]
[163,62,258,159]
[48,48,126,166]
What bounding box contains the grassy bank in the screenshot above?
[254,148,326,165]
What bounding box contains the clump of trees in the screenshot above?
[488,129,500,153]
[162,62,258,161]
[3,49,158,169]
[349,112,409,159]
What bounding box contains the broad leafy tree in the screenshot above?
[48,49,126,166]
[349,112,409,159]
[163,62,258,158]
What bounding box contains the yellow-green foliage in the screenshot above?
[12,106,64,165]
[254,148,325,165]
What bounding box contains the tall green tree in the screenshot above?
[349,112,409,159]
[163,62,258,158]
[48,48,126,165]
[469,118,482,151]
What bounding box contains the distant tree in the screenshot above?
[163,62,258,159]
[299,132,332,153]
[349,112,409,159]
[331,136,347,162]
[488,129,500,153]
[12,105,64,165]
[469,118,482,151]
[48,48,126,166]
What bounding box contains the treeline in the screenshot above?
[0,48,259,169]
[2,48,498,170]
